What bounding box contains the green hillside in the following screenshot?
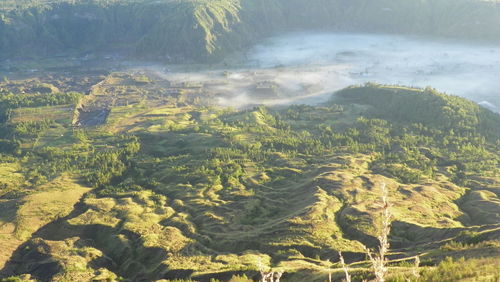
[2,0,500,61]
[0,75,498,281]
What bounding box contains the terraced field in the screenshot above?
[0,71,498,281]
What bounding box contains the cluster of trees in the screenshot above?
[0,91,82,122]
[8,133,141,187]
[0,82,496,199]
[84,137,141,187]
[0,91,84,166]
[329,85,499,183]
[0,92,81,108]
[4,83,494,199]
[13,119,55,137]
[156,92,497,188]
[336,84,500,139]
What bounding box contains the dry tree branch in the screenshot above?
[326,258,333,282]
[412,255,420,280]
[339,251,352,282]
[364,182,392,282]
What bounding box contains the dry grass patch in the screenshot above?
[0,174,91,270]
[14,174,92,240]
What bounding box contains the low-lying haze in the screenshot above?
[156,32,500,111]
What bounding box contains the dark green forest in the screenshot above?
[2,0,500,61]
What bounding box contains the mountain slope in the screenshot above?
[0,76,498,281]
[2,0,500,61]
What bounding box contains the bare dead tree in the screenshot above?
[364,182,391,282]
[412,256,420,280]
[260,271,272,282]
[339,251,352,282]
[274,271,283,282]
[326,258,332,282]
[258,257,271,282]
[260,270,284,282]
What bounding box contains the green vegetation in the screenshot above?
[1,1,499,280]
[2,0,500,61]
[0,77,498,281]
[335,84,500,185]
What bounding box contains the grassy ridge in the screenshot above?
[1,77,498,280]
[0,174,91,270]
[335,84,500,140]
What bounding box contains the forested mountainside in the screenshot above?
[0,75,499,281]
[1,1,500,281]
[2,0,500,61]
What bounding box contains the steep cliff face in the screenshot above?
[2,0,500,61]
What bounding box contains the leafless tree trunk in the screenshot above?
[260,270,284,282]
[339,251,352,282]
[365,182,391,282]
[412,256,420,280]
[274,271,283,282]
[260,271,274,282]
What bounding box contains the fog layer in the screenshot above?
[161,32,500,111]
